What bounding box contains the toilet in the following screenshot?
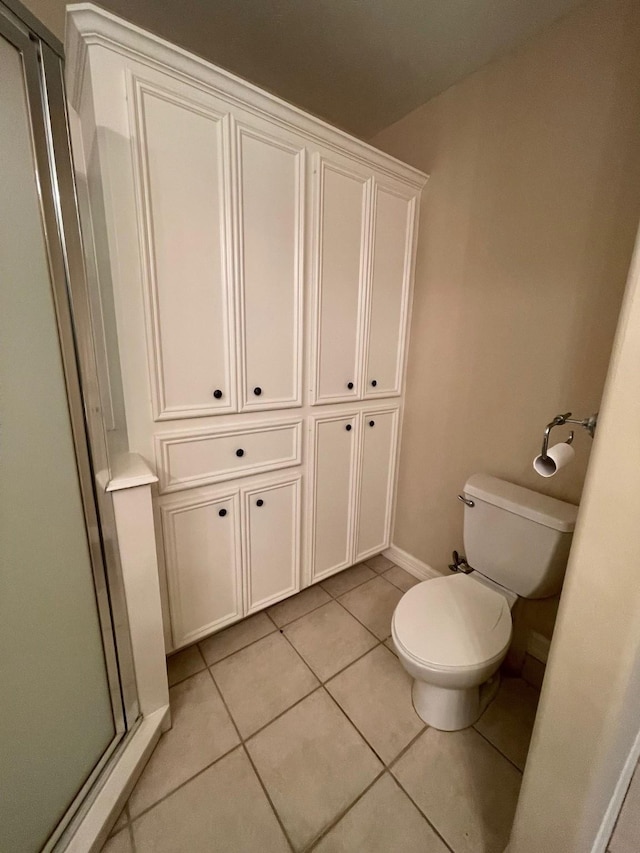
[392,473,578,731]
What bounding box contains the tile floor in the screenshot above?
[103,558,540,853]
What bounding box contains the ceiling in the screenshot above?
[33,0,587,137]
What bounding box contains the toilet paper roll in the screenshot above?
[533,441,575,477]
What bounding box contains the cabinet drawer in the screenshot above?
[155,419,303,493]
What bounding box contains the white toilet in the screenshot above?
[392,474,578,731]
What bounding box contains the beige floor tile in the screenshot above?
[609,761,640,852]
[246,690,382,850]
[284,601,378,681]
[392,727,521,853]
[326,645,424,763]
[475,677,539,770]
[132,747,289,853]
[212,632,319,736]
[365,554,394,573]
[101,828,132,853]
[339,576,403,640]
[166,644,205,687]
[383,565,421,592]
[199,612,275,665]
[128,670,239,817]
[320,563,376,597]
[267,584,331,627]
[314,774,449,853]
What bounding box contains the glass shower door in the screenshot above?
[0,11,126,852]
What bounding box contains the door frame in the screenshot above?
[0,1,140,848]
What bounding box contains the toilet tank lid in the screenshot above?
[464,474,578,532]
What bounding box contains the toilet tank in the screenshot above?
[462,474,579,599]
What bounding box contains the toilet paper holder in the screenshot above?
[540,412,598,460]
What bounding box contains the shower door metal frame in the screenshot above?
[0,1,140,849]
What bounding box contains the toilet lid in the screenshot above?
[393,574,512,669]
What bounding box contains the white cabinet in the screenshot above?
[364,184,416,398]
[310,413,359,578]
[311,153,417,406]
[312,155,370,404]
[160,473,301,647]
[310,407,399,581]
[133,81,236,420]
[243,477,300,613]
[160,488,242,647]
[355,409,399,560]
[69,6,426,651]
[235,122,305,411]
[130,75,305,422]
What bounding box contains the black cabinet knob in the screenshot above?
[256,499,264,507]
[369,420,375,427]
[218,508,227,517]
[345,424,352,432]
[236,449,244,457]
[371,379,377,387]
[253,386,262,396]
[213,389,223,399]
[347,381,354,390]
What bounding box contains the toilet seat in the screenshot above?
[392,574,512,671]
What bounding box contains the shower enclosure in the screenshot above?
[0,1,139,849]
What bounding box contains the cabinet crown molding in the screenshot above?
[65,3,428,190]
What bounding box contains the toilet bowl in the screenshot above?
[391,473,578,731]
[392,573,513,730]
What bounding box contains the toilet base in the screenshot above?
[412,672,501,731]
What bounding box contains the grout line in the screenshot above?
[303,768,387,852]
[205,665,298,852]
[126,818,136,852]
[386,725,429,773]
[391,773,457,853]
[472,726,525,775]
[241,743,297,853]
[197,624,279,668]
[127,741,242,825]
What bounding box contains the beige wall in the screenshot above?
[509,218,640,850]
[372,0,640,588]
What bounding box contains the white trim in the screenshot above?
[527,630,551,664]
[591,727,640,853]
[383,544,441,581]
[65,705,169,853]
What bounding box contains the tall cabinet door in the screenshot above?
[312,155,370,405]
[310,413,359,579]
[243,475,301,613]
[236,122,304,411]
[355,409,399,561]
[132,81,235,419]
[364,183,416,399]
[160,488,242,647]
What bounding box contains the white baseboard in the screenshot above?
[527,630,551,664]
[383,544,441,581]
[591,726,640,853]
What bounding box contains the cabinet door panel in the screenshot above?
[161,489,241,647]
[311,414,358,579]
[237,124,304,410]
[313,156,369,404]
[134,86,235,419]
[364,185,415,398]
[356,409,398,560]
[244,476,300,613]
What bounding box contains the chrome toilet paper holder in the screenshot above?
[540,412,598,460]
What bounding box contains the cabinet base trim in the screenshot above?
[383,544,441,581]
